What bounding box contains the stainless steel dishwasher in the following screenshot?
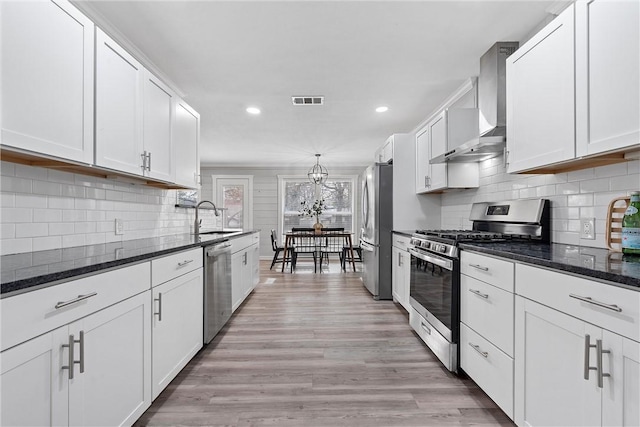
[204,240,233,344]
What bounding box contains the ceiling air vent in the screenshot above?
[292,96,324,106]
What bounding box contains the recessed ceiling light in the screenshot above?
[376,106,389,113]
[246,107,261,115]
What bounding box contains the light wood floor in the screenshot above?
[135,260,513,426]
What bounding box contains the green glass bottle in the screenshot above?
[622,191,640,255]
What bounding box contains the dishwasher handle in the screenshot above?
[206,242,232,257]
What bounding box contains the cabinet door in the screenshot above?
[506,5,575,173]
[392,246,403,307]
[250,243,260,291]
[68,291,151,427]
[143,70,175,182]
[515,296,601,427]
[415,126,430,193]
[231,251,245,312]
[152,268,203,400]
[575,0,640,157]
[428,112,447,191]
[1,0,94,164]
[173,100,200,188]
[0,330,68,426]
[95,28,144,176]
[602,331,640,427]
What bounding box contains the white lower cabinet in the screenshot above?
[231,233,260,312]
[515,264,640,427]
[151,268,203,400]
[391,236,410,312]
[0,291,152,427]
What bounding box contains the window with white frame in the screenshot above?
[279,175,356,233]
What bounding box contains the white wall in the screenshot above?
[440,155,640,248]
[0,161,215,256]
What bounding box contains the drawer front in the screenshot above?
[460,323,514,420]
[516,264,640,342]
[231,234,254,254]
[409,307,454,370]
[392,234,411,251]
[151,247,203,287]
[461,275,514,356]
[1,262,150,351]
[461,251,514,292]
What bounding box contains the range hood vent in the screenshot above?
[431,42,518,164]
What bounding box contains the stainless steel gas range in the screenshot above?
[408,198,550,373]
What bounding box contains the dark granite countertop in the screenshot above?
[393,230,415,238]
[459,241,640,290]
[1,231,258,297]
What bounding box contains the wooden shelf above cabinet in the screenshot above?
[515,147,638,174]
[0,148,194,190]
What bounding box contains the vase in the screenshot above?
[313,222,323,234]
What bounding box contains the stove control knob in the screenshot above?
[422,242,430,250]
[439,245,447,253]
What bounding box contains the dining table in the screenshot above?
[281,230,357,272]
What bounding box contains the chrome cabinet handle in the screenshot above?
[468,342,488,358]
[468,288,489,299]
[141,151,147,171]
[398,252,403,267]
[596,339,611,388]
[177,259,194,267]
[77,331,85,374]
[420,322,431,335]
[154,293,162,321]
[469,263,489,272]
[243,252,247,265]
[569,294,622,313]
[62,334,75,380]
[55,292,97,309]
[147,152,152,171]
[583,334,597,380]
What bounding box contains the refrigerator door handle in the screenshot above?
[360,240,375,252]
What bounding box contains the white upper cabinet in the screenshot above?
[173,100,201,188]
[95,28,145,176]
[375,136,394,163]
[143,70,175,182]
[0,0,94,164]
[575,0,640,157]
[506,4,576,173]
[428,111,448,191]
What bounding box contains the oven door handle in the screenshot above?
[408,248,453,270]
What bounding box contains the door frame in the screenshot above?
[211,175,254,231]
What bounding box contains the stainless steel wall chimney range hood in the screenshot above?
[431,42,519,164]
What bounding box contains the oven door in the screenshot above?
[408,247,458,342]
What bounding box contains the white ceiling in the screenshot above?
[75,1,559,169]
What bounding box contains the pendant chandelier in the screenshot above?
[308,153,328,185]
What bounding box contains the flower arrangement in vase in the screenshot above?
[300,199,324,234]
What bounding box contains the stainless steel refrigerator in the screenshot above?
[360,163,393,300]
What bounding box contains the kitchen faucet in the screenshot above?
[194,200,220,236]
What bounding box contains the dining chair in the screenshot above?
[270,229,294,271]
[290,228,318,272]
[318,228,345,268]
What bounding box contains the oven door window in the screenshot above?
[409,253,453,330]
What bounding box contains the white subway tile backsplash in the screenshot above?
[16,223,48,238]
[62,210,86,222]
[0,162,16,176]
[74,222,96,234]
[32,236,62,251]
[49,222,75,236]
[1,194,15,207]
[47,169,76,184]
[568,194,593,207]
[15,194,47,208]
[628,160,640,175]
[610,174,639,191]
[75,199,97,210]
[567,168,595,182]
[1,224,15,239]
[1,238,32,255]
[105,190,124,201]
[61,185,86,198]
[580,178,610,193]
[556,182,580,194]
[33,208,62,223]
[2,176,33,193]
[62,234,86,248]
[2,207,33,223]
[48,197,75,209]
[15,164,48,180]
[594,162,628,178]
[33,180,61,196]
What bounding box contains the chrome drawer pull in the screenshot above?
[420,322,431,335]
[469,263,489,271]
[469,289,489,299]
[583,334,597,380]
[177,259,194,267]
[55,292,97,309]
[596,339,611,388]
[154,293,162,322]
[569,294,622,313]
[61,334,75,379]
[468,342,488,358]
[77,331,85,374]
